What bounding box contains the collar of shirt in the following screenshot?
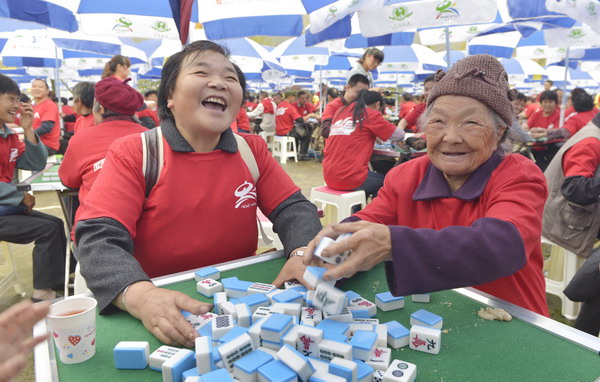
[413,148,505,202]
[161,118,237,153]
[0,124,16,138]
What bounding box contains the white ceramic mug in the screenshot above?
[47,296,97,364]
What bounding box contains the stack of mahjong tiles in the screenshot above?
[112,264,446,382]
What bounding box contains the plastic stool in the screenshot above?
[0,241,26,298]
[257,209,283,251]
[272,136,298,164]
[542,236,585,320]
[310,186,366,223]
[258,131,276,151]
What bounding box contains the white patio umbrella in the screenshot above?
[500,57,547,84]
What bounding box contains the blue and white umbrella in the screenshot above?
[379,44,447,73]
[271,35,330,78]
[500,57,547,83]
[0,1,78,32]
[467,30,522,58]
[437,50,466,67]
[545,65,596,87]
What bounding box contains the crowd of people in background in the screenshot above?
[1,45,600,380]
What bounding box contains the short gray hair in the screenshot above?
[417,100,510,143]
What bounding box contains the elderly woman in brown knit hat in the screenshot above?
[305,54,550,316]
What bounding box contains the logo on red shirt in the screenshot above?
[234,181,257,209]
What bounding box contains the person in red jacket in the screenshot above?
[559,92,598,139]
[231,106,251,133]
[74,41,321,347]
[275,90,311,159]
[398,74,435,132]
[323,90,404,199]
[0,74,66,302]
[398,93,415,119]
[305,55,550,317]
[527,90,561,171]
[31,79,60,155]
[72,82,95,134]
[59,76,148,240]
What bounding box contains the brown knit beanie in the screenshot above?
[427,54,517,126]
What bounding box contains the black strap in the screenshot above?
[143,128,160,198]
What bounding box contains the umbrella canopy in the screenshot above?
[546,0,600,35]
[271,35,330,78]
[500,57,547,82]
[0,1,78,32]
[545,65,596,87]
[76,0,198,40]
[467,30,522,58]
[379,44,447,73]
[437,50,466,67]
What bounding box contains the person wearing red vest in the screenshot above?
[31,79,60,154]
[398,93,415,119]
[324,90,404,198]
[321,74,370,139]
[59,76,148,241]
[305,55,549,317]
[74,41,321,347]
[0,74,66,302]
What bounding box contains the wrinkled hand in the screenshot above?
[0,300,50,382]
[126,282,212,348]
[529,127,548,139]
[304,221,392,281]
[22,193,35,213]
[19,102,33,131]
[272,256,310,289]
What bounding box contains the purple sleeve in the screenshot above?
[384,217,526,296]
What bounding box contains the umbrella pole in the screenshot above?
[319,65,324,115]
[559,47,570,128]
[395,73,399,116]
[445,27,451,70]
[54,45,64,131]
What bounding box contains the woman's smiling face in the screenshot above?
[424,95,504,190]
[167,50,243,137]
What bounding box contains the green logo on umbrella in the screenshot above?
[586,2,597,16]
[152,21,171,33]
[568,29,586,39]
[435,0,460,19]
[113,17,133,32]
[389,6,413,21]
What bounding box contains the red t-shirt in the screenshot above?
[399,101,415,119]
[562,137,600,177]
[136,108,160,126]
[293,101,316,117]
[0,129,25,183]
[564,106,575,119]
[527,108,560,129]
[355,154,549,315]
[275,100,301,136]
[235,107,251,132]
[322,97,345,121]
[261,98,275,114]
[59,119,147,238]
[403,103,426,132]
[323,104,396,190]
[562,109,599,137]
[524,103,540,118]
[74,114,95,134]
[62,105,76,133]
[33,98,60,151]
[77,133,299,278]
[245,101,258,111]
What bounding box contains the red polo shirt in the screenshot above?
[562,109,599,137]
[74,114,95,134]
[275,100,301,136]
[59,118,147,239]
[322,97,345,121]
[77,133,299,278]
[402,103,426,132]
[33,98,60,151]
[323,104,396,190]
[527,108,560,129]
[399,101,415,119]
[293,101,316,117]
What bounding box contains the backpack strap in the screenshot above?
[141,126,164,198]
[233,133,259,184]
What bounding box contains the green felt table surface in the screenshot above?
[55,257,600,381]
